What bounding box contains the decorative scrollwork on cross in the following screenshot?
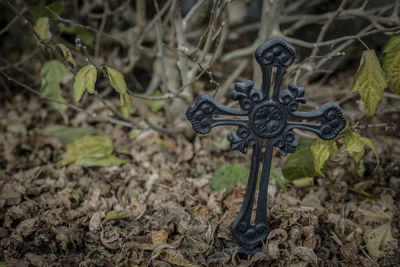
[186,37,346,256]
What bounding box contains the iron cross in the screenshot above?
[186,38,346,256]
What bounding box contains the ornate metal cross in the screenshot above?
[186,38,346,256]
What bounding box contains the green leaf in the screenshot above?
[282,138,317,181]
[343,129,379,170]
[106,210,132,220]
[350,50,388,116]
[358,206,391,223]
[310,138,338,176]
[120,93,131,118]
[41,60,72,84]
[58,25,95,47]
[73,64,97,102]
[33,17,51,43]
[29,2,63,18]
[212,163,249,192]
[141,90,165,112]
[40,60,72,121]
[383,34,400,94]
[75,155,128,167]
[106,66,127,95]
[364,223,394,258]
[60,135,114,166]
[56,43,76,67]
[43,125,100,146]
[129,129,143,140]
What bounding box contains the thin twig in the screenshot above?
[144,118,184,134]
[283,25,400,49]
[0,48,40,71]
[0,70,145,130]
[310,0,348,57]
[94,0,109,57]
[0,7,27,36]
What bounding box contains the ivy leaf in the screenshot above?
[40,60,72,121]
[343,129,379,170]
[73,64,97,102]
[55,43,76,67]
[364,224,394,258]
[282,138,317,181]
[106,66,127,94]
[310,138,338,177]
[33,17,51,43]
[212,163,249,192]
[350,50,388,116]
[383,34,400,94]
[120,93,132,118]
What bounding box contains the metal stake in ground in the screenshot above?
[186,37,346,257]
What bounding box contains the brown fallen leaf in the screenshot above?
[152,230,169,247]
[128,197,147,220]
[364,223,394,258]
[291,246,318,265]
[160,249,197,267]
[16,218,37,237]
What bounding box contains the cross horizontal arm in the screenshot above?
[288,102,346,140]
[186,94,249,134]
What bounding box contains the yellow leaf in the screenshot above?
[343,130,379,170]
[73,64,97,102]
[75,155,128,167]
[343,130,364,164]
[56,43,76,67]
[60,135,113,166]
[106,210,132,220]
[383,33,400,53]
[120,93,131,119]
[33,17,51,43]
[364,223,394,258]
[310,138,337,176]
[292,177,314,187]
[106,66,127,94]
[151,230,168,247]
[350,50,388,116]
[358,206,391,223]
[383,34,400,94]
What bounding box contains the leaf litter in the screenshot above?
[0,93,399,266]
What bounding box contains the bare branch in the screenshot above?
[310,0,348,57]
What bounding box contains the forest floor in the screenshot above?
[0,76,399,266]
